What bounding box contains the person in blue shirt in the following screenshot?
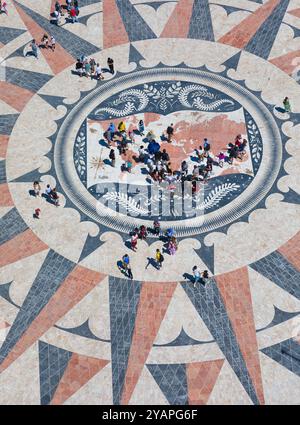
[148,139,160,155]
[139,119,145,135]
[165,228,175,241]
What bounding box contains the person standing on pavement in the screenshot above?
[107,57,114,74]
[283,97,291,113]
[166,123,174,143]
[70,6,78,23]
[121,254,133,279]
[155,249,164,270]
[109,148,116,167]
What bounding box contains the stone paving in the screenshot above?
[0,0,300,405]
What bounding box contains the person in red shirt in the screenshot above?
[70,7,78,23]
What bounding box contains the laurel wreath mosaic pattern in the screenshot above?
[92,81,240,118]
[97,180,246,219]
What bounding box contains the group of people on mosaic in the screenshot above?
[51,0,80,25]
[103,119,248,186]
[75,56,114,79]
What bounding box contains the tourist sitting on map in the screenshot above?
[195,145,204,161]
[181,160,189,177]
[161,149,170,163]
[109,149,115,167]
[108,122,115,136]
[153,220,160,236]
[138,145,146,162]
[118,121,126,133]
[238,139,248,156]
[104,123,115,146]
[121,155,132,173]
[203,138,211,153]
[148,139,160,155]
[150,169,162,183]
[138,225,147,240]
[165,228,175,241]
[146,157,155,173]
[227,143,239,164]
[216,151,226,167]
[138,120,145,135]
[192,165,200,179]
[146,130,155,140]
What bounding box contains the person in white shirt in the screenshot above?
[193,265,201,287]
[95,63,104,80]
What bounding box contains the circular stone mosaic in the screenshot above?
[55,67,282,236]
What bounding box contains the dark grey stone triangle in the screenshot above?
[259,306,300,331]
[78,233,103,262]
[0,207,28,245]
[39,94,66,109]
[0,159,6,184]
[261,338,300,377]
[39,341,73,405]
[141,1,170,11]
[250,251,300,300]
[193,234,215,275]
[128,43,145,65]
[0,27,26,45]
[109,276,142,404]
[0,114,19,135]
[77,12,97,26]
[220,5,249,15]
[281,188,300,205]
[188,0,214,41]
[116,0,156,42]
[55,319,109,342]
[15,1,99,59]
[6,42,28,59]
[221,51,242,71]
[0,281,19,308]
[286,23,300,39]
[0,251,75,367]
[245,0,290,59]
[154,326,213,347]
[147,364,188,405]
[9,168,45,183]
[182,279,261,404]
[5,66,52,93]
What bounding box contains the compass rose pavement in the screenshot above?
[0,0,300,405]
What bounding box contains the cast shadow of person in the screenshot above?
[145,257,159,270]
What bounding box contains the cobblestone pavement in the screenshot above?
[0,0,299,405]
